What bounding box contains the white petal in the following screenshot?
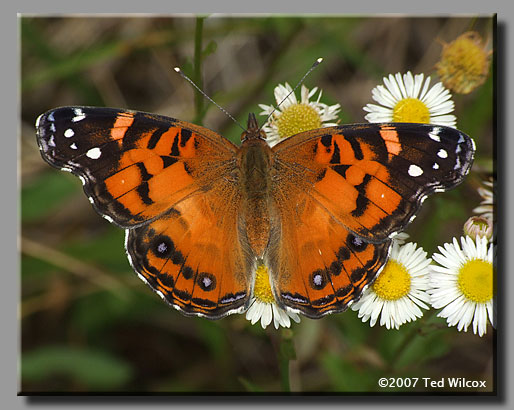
[384,74,403,101]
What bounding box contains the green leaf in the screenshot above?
[21,345,133,390]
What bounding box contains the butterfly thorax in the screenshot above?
[238,114,273,257]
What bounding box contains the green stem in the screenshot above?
[279,353,291,392]
[277,329,296,392]
[193,16,205,125]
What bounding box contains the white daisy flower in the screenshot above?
[351,240,432,330]
[429,236,495,337]
[472,178,494,221]
[363,71,457,128]
[246,264,300,330]
[259,83,340,147]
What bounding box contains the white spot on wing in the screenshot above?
[202,277,212,288]
[72,108,86,122]
[408,164,423,177]
[70,142,78,150]
[50,123,56,132]
[454,156,461,170]
[429,131,441,142]
[48,135,56,147]
[64,128,74,138]
[433,163,439,169]
[86,147,102,159]
[437,149,448,159]
[47,112,55,122]
[102,214,114,223]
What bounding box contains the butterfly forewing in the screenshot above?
[272,123,475,242]
[36,106,238,228]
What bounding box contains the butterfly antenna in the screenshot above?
[174,67,246,131]
[261,57,323,131]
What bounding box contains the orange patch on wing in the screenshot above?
[153,127,179,153]
[118,189,147,215]
[104,165,143,198]
[111,113,135,141]
[179,132,199,158]
[365,175,402,215]
[313,143,331,164]
[314,169,358,214]
[380,127,402,160]
[147,163,194,203]
[345,165,366,186]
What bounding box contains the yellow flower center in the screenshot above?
[392,98,431,123]
[276,103,322,139]
[372,260,411,301]
[436,32,490,94]
[254,264,275,304]
[457,259,494,303]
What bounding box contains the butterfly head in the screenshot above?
[241,113,266,143]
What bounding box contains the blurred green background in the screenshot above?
[20,15,494,393]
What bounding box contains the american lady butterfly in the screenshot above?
[36,107,474,319]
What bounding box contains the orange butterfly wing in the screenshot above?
[266,192,390,318]
[37,107,238,227]
[125,190,255,318]
[36,107,254,317]
[269,123,474,316]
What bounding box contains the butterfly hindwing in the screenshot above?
[273,123,475,242]
[36,106,238,228]
[267,194,390,318]
[125,191,254,319]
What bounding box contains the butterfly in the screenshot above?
[35,106,475,319]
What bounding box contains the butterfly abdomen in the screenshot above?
[239,139,274,257]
